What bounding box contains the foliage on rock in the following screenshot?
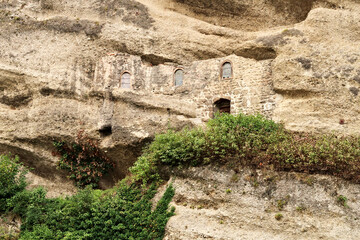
[0,154,27,212]
[266,133,360,181]
[131,113,285,183]
[53,130,115,188]
[12,184,174,240]
[4,112,360,239]
[1,154,175,239]
[131,113,360,184]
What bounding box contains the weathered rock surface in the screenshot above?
[158,166,360,239]
[272,7,360,134]
[2,0,360,239]
[0,0,360,193]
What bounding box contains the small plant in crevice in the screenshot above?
[336,195,349,208]
[53,130,114,188]
[275,213,283,221]
[296,205,306,212]
[305,177,315,186]
[230,173,239,182]
[251,176,259,188]
[276,195,290,210]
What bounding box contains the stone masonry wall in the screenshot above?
[94,54,276,122]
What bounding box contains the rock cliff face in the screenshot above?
[1,0,360,191]
[158,165,360,240]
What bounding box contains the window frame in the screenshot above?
[220,61,233,80]
[120,71,132,89]
[173,68,184,87]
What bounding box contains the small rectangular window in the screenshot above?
[121,72,131,89]
[174,69,183,86]
[222,62,232,79]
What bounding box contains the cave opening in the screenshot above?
[99,125,112,137]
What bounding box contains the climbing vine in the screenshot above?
[53,130,114,188]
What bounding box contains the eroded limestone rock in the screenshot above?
[159,166,360,240]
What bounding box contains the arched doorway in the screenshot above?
[213,98,231,116]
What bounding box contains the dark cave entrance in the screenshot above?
[99,124,112,137]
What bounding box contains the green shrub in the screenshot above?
[0,154,27,212]
[268,133,360,181]
[130,113,287,184]
[17,184,175,240]
[19,225,54,240]
[205,113,287,163]
[147,128,206,166]
[130,127,206,185]
[130,113,360,184]
[7,187,54,230]
[129,155,160,186]
[1,152,175,239]
[53,130,115,188]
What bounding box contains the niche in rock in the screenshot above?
[99,124,112,137]
[213,98,231,116]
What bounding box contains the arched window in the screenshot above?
[121,72,131,89]
[174,69,183,86]
[221,62,232,79]
[214,98,231,117]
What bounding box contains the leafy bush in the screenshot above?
[19,225,54,240]
[267,133,360,181]
[6,187,55,230]
[1,148,175,239]
[0,132,177,239]
[53,130,115,188]
[130,113,287,183]
[204,113,287,163]
[16,184,175,240]
[131,113,360,184]
[130,155,160,186]
[0,154,27,212]
[148,128,206,166]
[130,127,206,185]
